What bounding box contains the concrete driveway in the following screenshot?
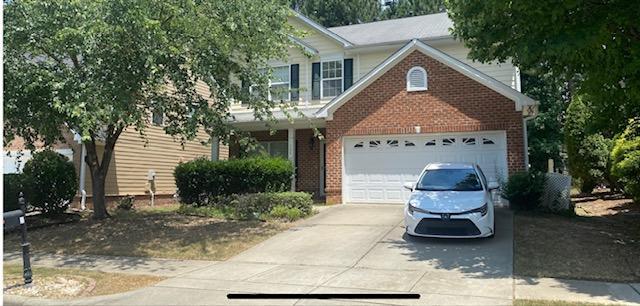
[83,204,514,306]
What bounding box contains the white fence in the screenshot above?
[541,173,572,211]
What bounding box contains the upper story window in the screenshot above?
[269,65,290,101]
[322,60,343,98]
[407,66,428,91]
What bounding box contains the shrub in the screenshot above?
[564,96,614,193]
[269,205,303,221]
[22,149,77,215]
[610,119,640,202]
[3,174,25,212]
[501,171,546,210]
[212,192,313,220]
[174,157,294,205]
[117,195,135,210]
[177,204,228,218]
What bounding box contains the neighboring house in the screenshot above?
[226,12,537,204]
[4,113,228,206]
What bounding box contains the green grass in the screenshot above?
[3,264,164,298]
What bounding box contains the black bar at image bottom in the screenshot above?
[227,293,421,299]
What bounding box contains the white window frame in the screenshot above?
[320,58,343,99]
[406,66,428,92]
[268,65,291,102]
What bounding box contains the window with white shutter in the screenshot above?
[406,66,428,91]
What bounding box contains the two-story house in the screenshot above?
[224,11,537,204]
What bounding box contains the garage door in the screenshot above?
[343,131,508,203]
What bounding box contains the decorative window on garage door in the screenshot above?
[463,137,476,145]
[369,140,381,148]
[386,140,399,147]
[482,138,496,145]
[443,138,456,146]
[425,139,436,146]
[353,141,364,148]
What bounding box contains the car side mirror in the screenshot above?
[403,182,415,191]
[487,181,500,190]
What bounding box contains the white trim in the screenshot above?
[320,59,344,99]
[319,139,326,196]
[406,66,428,92]
[292,11,353,48]
[316,39,538,120]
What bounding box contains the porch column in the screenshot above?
[288,128,296,191]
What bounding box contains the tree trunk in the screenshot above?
[90,168,109,219]
[83,124,124,220]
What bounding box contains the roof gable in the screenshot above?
[291,11,353,48]
[316,39,537,119]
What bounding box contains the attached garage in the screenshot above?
[343,131,508,203]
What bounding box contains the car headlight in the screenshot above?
[407,200,430,215]
[468,203,488,216]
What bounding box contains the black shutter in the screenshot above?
[290,64,299,101]
[343,59,353,90]
[312,62,320,100]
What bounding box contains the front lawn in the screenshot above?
[514,190,640,282]
[3,264,164,298]
[3,204,295,261]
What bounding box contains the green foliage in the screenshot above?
[446,0,640,135]
[4,0,294,218]
[502,171,546,211]
[174,157,294,205]
[22,150,77,215]
[231,192,313,220]
[3,174,25,212]
[117,195,135,211]
[522,72,570,172]
[269,205,303,221]
[380,0,445,20]
[610,119,640,202]
[293,0,381,27]
[178,192,313,221]
[565,96,613,193]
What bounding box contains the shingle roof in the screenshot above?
[328,12,453,46]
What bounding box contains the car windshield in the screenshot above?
[416,168,483,191]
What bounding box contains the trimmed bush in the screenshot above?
[501,171,546,210]
[3,174,25,212]
[610,119,640,202]
[174,157,294,205]
[22,149,77,215]
[232,192,313,220]
[269,205,303,221]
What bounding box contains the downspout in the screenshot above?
[523,116,534,171]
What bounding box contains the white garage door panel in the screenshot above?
[344,132,508,204]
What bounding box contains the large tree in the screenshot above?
[381,0,445,20]
[446,0,640,134]
[4,0,293,219]
[292,0,381,27]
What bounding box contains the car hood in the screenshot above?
[409,190,486,213]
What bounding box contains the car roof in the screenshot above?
[425,162,477,170]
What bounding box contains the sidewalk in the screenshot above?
[3,252,217,277]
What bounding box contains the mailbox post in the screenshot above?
[3,192,33,286]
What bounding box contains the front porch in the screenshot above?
[228,128,327,200]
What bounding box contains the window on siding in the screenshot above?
[152,109,164,126]
[322,60,343,98]
[407,66,428,91]
[269,66,290,101]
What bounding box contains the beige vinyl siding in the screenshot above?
[289,17,345,55]
[355,43,518,89]
[80,126,211,197]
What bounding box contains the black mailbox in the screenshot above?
[4,209,25,231]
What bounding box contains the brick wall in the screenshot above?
[325,50,525,204]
